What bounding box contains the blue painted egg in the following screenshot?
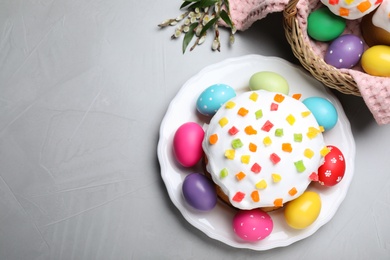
[303,97,338,131]
[196,84,236,116]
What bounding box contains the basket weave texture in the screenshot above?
[228,0,390,124]
[283,0,360,96]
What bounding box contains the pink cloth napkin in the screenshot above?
[228,0,390,125]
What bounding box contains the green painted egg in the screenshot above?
[307,8,346,42]
[249,71,289,94]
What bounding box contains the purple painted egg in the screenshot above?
[182,173,217,211]
[325,34,364,69]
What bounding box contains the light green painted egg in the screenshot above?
[249,71,289,94]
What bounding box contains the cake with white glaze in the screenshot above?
[202,90,329,210]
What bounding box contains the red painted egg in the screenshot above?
[318,145,346,186]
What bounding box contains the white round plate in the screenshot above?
[157,55,355,250]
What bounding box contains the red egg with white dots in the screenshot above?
[232,209,273,242]
[318,145,346,186]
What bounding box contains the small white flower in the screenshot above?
[212,39,219,50]
[230,34,235,44]
[198,35,206,45]
[176,13,186,21]
[173,30,181,38]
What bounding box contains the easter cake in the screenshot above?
[167,64,349,244]
[202,90,328,210]
[320,0,382,19]
[361,0,390,46]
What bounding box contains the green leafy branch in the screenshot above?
[158,0,236,53]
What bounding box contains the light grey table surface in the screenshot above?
[1,1,389,259]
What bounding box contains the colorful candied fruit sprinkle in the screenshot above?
[270,103,279,111]
[274,198,283,207]
[270,153,281,164]
[255,179,267,189]
[307,126,321,139]
[345,0,354,4]
[282,143,292,153]
[245,125,257,135]
[263,136,272,146]
[232,192,245,202]
[251,163,261,173]
[294,133,302,142]
[320,146,330,157]
[241,155,250,164]
[235,171,246,181]
[301,111,311,118]
[288,187,297,196]
[251,190,260,202]
[274,94,285,103]
[319,126,325,132]
[357,1,372,13]
[255,109,263,119]
[309,172,319,181]
[228,126,239,135]
[272,173,282,183]
[209,134,218,145]
[249,92,258,101]
[225,101,236,109]
[249,142,257,152]
[261,120,274,132]
[304,148,314,159]
[237,107,249,117]
[307,132,317,140]
[220,168,229,178]
[292,93,302,100]
[329,0,339,4]
[339,7,349,16]
[231,138,243,149]
[225,149,235,160]
[219,117,229,127]
[294,160,306,173]
[286,114,296,126]
[275,128,284,137]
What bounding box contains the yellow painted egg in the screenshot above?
[361,45,390,77]
[284,191,321,229]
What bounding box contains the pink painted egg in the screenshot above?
[232,209,273,242]
[173,122,204,167]
[318,145,346,186]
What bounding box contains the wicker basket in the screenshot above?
[283,0,361,96]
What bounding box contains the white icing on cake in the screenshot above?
[372,0,390,32]
[321,0,382,20]
[203,90,327,210]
